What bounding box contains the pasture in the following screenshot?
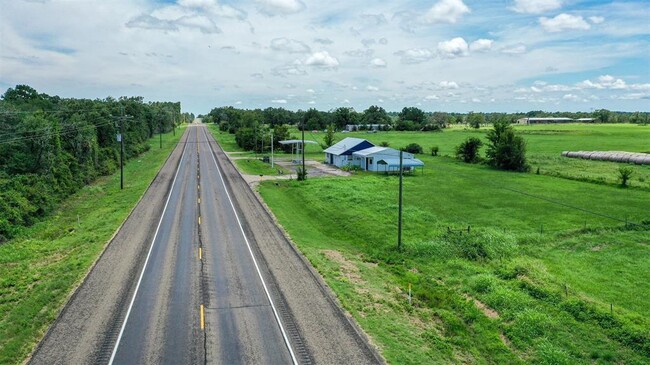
[212,123,650,364]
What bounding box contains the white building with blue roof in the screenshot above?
[324,138,424,172]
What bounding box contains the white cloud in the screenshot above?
[306,88,315,93]
[563,93,579,101]
[531,86,542,92]
[395,48,435,64]
[270,38,310,53]
[512,0,562,14]
[439,81,459,89]
[367,85,379,91]
[469,39,493,52]
[425,94,439,100]
[589,16,605,24]
[577,75,628,90]
[437,37,469,58]
[421,0,470,24]
[271,99,288,103]
[501,44,527,54]
[257,0,305,16]
[304,51,339,68]
[370,58,387,68]
[540,14,590,32]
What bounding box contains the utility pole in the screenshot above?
[271,131,274,168]
[398,150,403,250]
[159,115,163,149]
[301,120,306,180]
[113,105,132,190]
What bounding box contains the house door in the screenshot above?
[329,154,333,164]
[366,157,371,171]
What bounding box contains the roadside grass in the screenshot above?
[233,158,289,176]
[0,129,183,364]
[259,174,650,364]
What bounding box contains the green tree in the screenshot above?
[361,105,390,125]
[398,107,426,125]
[467,112,485,129]
[332,107,358,129]
[485,121,530,172]
[455,137,483,163]
[618,166,633,187]
[322,123,337,149]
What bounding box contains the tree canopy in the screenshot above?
[0,85,182,242]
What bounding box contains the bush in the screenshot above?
[455,137,483,163]
[486,121,530,172]
[296,166,307,181]
[431,146,439,156]
[379,141,390,147]
[402,143,423,154]
[618,166,633,187]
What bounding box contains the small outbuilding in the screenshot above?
[352,147,424,172]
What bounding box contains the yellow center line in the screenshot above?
[200,304,205,330]
[198,197,201,204]
[197,184,200,190]
[199,247,202,260]
[198,216,201,225]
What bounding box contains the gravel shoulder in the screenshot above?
[28,129,189,365]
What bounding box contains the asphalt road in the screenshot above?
[110,126,294,364]
[30,124,382,365]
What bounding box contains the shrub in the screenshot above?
[402,143,423,154]
[470,274,497,294]
[431,146,439,156]
[296,166,307,181]
[486,121,530,172]
[455,137,483,163]
[379,141,390,147]
[618,166,633,187]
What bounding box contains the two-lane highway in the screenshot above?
[30,124,382,365]
[109,125,293,364]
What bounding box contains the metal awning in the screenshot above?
[279,139,318,145]
[377,158,424,167]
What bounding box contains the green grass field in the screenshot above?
[242,123,650,364]
[0,128,184,364]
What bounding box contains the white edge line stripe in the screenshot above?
[108,128,191,365]
[201,127,299,365]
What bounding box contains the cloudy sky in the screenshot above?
[1,0,648,113]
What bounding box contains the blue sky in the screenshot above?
[0,0,648,113]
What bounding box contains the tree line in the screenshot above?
[0,85,187,242]
[203,104,648,153]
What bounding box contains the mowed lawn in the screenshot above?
[233,123,650,364]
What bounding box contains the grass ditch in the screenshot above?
[0,128,183,364]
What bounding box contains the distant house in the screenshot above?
[352,147,424,172]
[344,124,389,132]
[516,117,595,124]
[324,138,425,172]
[324,137,375,167]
